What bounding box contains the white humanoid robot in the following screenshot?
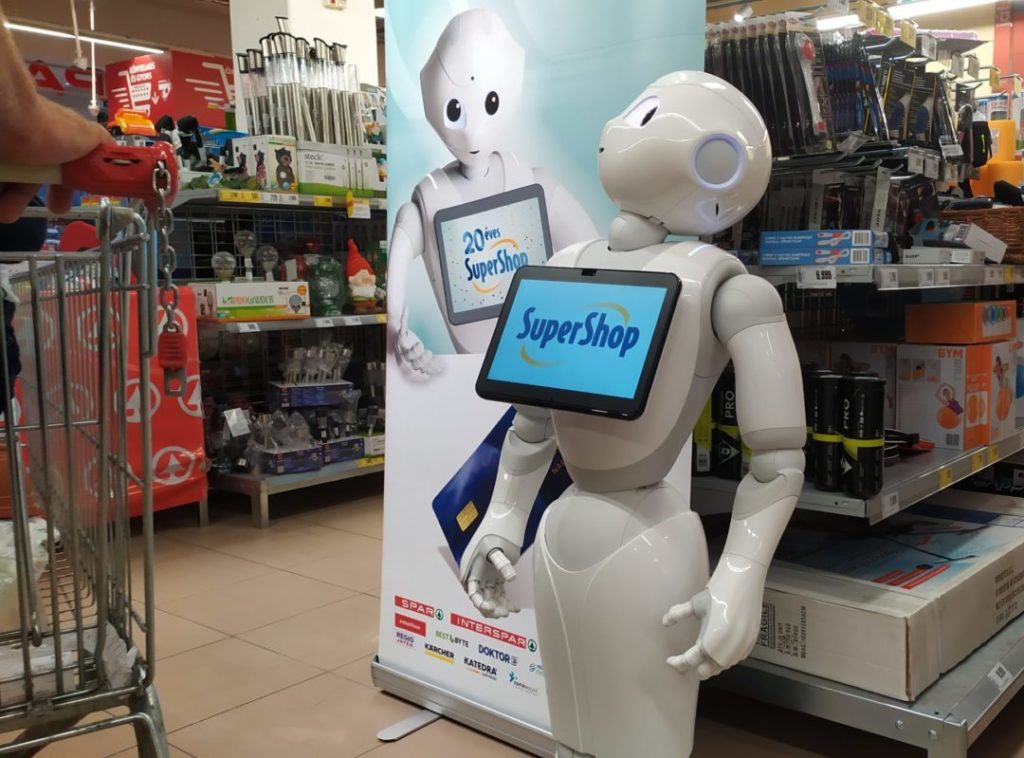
[460,71,806,757]
[387,9,598,379]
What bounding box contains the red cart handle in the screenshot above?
[61,142,178,208]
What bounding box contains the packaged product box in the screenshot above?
[747,493,1024,700]
[956,450,1024,497]
[942,222,1007,264]
[191,281,310,322]
[758,247,882,267]
[831,341,898,428]
[364,434,385,457]
[900,246,985,265]
[296,141,351,196]
[759,229,887,251]
[322,437,365,465]
[231,135,299,192]
[896,341,1017,450]
[905,300,1016,344]
[267,380,353,410]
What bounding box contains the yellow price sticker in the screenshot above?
[313,195,333,207]
[938,467,954,488]
[989,445,1001,464]
[990,66,1002,90]
[217,189,239,202]
[1006,268,1016,284]
[971,452,985,472]
[900,20,918,47]
[879,11,894,38]
[357,455,385,468]
[375,313,387,324]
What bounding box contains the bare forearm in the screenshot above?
[0,8,43,126]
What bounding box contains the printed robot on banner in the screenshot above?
[461,72,806,757]
[386,8,598,379]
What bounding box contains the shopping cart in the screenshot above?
[0,143,179,757]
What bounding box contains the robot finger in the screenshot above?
[662,602,694,627]
[488,549,517,582]
[666,644,705,674]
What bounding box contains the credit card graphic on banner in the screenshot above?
[432,406,572,565]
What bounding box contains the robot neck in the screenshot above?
[458,158,490,181]
[608,211,668,252]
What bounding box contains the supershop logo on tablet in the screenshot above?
[516,304,641,364]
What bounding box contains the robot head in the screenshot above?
[598,71,772,237]
[420,9,525,173]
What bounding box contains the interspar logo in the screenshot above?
[394,613,426,637]
[463,657,498,680]
[451,613,528,649]
[517,303,641,367]
[424,643,455,664]
[394,595,438,620]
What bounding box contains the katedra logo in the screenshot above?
[463,657,498,680]
[462,224,530,295]
[516,303,641,367]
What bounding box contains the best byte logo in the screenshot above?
[463,224,529,294]
[516,304,641,367]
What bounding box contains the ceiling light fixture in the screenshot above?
[4,21,163,54]
[887,0,997,20]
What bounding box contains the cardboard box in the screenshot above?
[322,437,366,465]
[252,446,323,475]
[364,434,385,457]
[231,135,299,191]
[758,247,882,267]
[760,229,887,251]
[901,246,985,265]
[750,494,1024,700]
[296,141,351,196]
[943,222,1007,264]
[191,281,310,322]
[897,341,1017,450]
[831,341,898,428]
[268,380,352,410]
[905,300,1016,344]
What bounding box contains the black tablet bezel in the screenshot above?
[433,184,553,326]
[475,265,681,420]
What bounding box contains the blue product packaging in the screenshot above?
[759,247,882,266]
[322,437,365,465]
[432,407,572,565]
[268,381,352,409]
[760,229,886,251]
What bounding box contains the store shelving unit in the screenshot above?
[198,313,387,333]
[172,188,387,212]
[749,263,1024,290]
[212,456,385,529]
[712,610,1024,758]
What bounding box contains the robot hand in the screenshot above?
[459,543,520,619]
[662,554,768,680]
[395,308,444,381]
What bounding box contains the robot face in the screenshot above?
[598,71,772,237]
[420,9,525,173]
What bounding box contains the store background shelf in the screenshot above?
[173,188,387,212]
[747,263,1024,291]
[693,422,1024,524]
[198,313,387,333]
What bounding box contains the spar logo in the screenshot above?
[462,224,529,294]
[436,630,469,649]
[463,657,498,680]
[478,644,517,667]
[516,303,641,367]
[451,613,529,650]
[424,643,455,664]
[394,595,437,620]
[394,613,426,637]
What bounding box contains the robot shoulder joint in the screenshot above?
[711,274,785,344]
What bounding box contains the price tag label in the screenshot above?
[936,267,951,287]
[375,313,388,324]
[951,52,965,77]
[877,266,900,289]
[985,267,1004,285]
[940,142,964,159]
[900,19,918,48]
[917,267,936,287]
[358,455,385,468]
[313,195,333,208]
[265,192,299,205]
[923,153,940,179]
[989,445,1001,464]
[907,149,925,175]
[224,408,251,438]
[797,266,837,289]
[838,132,870,154]
[879,11,894,37]
[972,452,986,472]
[968,55,980,79]
[880,492,900,520]
[919,33,937,60]
[991,66,1002,90]
[988,662,1013,693]
[1005,267,1016,284]
[938,467,954,488]
[236,322,261,333]
[315,317,336,328]
[347,198,372,219]
[855,0,874,27]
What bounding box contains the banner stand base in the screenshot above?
[377,709,441,741]
[371,657,556,756]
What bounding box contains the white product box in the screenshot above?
[191,281,310,322]
[831,341,898,428]
[943,222,1007,264]
[364,434,385,456]
[749,492,1024,700]
[296,141,351,196]
[901,246,985,265]
[231,135,299,191]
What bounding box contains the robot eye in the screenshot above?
[485,91,500,116]
[445,98,466,129]
[623,96,659,128]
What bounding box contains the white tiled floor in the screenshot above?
[22,474,1024,757]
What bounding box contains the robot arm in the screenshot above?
[387,201,443,380]
[532,167,599,250]
[459,405,556,618]
[665,274,806,679]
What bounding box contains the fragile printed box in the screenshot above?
[296,141,351,196]
[231,135,298,191]
[905,300,1016,344]
[750,493,1024,700]
[191,281,310,322]
[831,341,897,428]
[897,341,1017,450]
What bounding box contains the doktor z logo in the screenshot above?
[463,225,529,294]
[517,304,641,367]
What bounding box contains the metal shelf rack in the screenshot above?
[211,456,384,528]
[748,263,1024,291]
[198,313,387,333]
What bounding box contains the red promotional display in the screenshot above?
[106,51,234,128]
